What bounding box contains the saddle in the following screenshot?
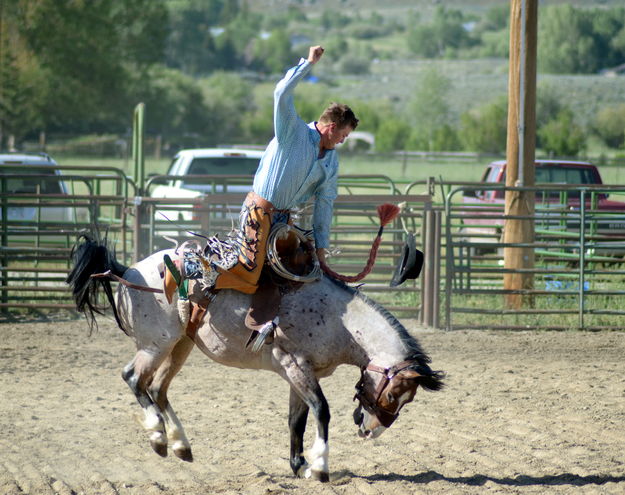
[162,224,320,340]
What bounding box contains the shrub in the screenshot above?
[375,120,411,152]
[459,97,508,153]
[538,108,586,157]
[593,104,625,149]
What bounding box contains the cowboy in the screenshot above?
[213,45,359,348]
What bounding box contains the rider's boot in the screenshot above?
[247,316,279,352]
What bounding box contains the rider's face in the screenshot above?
[327,124,353,149]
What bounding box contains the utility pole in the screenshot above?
[504,0,538,309]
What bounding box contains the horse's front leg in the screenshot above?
[288,387,309,477]
[274,347,330,482]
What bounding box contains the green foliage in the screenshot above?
[538,5,625,74]
[593,104,625,149]
[3,0,625,155]
[375,120,411,152]
[319,10,351,30]
[337,55,371,75]
[251,29,295,74]
[2,0,170,142]
[407,6,475,58]
[459,96,508,153]
[406,68,460,151]
[538,108,586,157]
[201,72,256,144]
[130,65,214,142]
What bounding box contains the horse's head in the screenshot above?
[353,361,444,439]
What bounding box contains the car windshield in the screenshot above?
[535,166,595,185]
[501,166,599,200]
[187,157,259,176]
[0,167,64,194]
[179,157,260,190]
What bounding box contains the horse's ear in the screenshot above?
[400,369,422,381]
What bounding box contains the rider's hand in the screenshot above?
[307,46,324,64]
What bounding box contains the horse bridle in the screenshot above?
[354,360,417,428]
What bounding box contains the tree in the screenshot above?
[375,120,411,152]
[2,0,171,139]
[201,71,255,144]
[538,108,586,157]
[407,68,455,151]
[593,104,625,149]
[407,7,475,58]
[251,29,294,74]
[459,97,508,153]
[538,5,600,74]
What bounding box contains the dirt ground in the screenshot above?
[1,315,624,495]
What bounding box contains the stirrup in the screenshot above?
[248,317,279,353]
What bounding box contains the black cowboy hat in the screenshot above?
[389,233,424,287]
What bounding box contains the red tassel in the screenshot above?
[320,203,400,283]
[377,203,401,227]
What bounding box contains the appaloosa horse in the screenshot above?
[67,234,443,482]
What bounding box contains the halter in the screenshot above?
[353,360,417,428]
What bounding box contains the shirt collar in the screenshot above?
[308,121,321,145]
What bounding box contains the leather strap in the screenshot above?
[245,191,290,216]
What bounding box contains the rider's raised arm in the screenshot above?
[273,46,324,144]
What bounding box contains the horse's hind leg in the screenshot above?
[149,335,195,462]
[122,347,176,457]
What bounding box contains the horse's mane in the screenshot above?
[326,276,432,366]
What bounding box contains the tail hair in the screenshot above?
[66,231,128,333]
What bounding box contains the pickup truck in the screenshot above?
[148,148,263,243]
[460,159,625,258]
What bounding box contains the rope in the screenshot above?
[266,223,322,283]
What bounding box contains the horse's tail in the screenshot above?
[66,232,129,333]
[415,365,445,392]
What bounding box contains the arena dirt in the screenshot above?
[1,317,624,494]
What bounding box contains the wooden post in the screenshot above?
[503,0,538,309]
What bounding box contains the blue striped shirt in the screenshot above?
[253,59,338,249]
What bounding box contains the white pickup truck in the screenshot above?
[149,148,263,231]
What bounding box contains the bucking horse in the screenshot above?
[66,232,444,482]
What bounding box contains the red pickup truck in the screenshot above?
[460,159,625,258]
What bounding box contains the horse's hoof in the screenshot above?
[149,432,168,457]
[174,447,193,462]
[311,470,330,483]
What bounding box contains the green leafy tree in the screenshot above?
[201,71,255,144]
[2,0,170,139]
[538,108,586,157]
[375,120,411,152]
[538,5,616,74]
[407,7,474,58]
[593,104,625,149]
[459,96,508,153]
[129,65,213,144]
[251,29,294,74]
[407,68,455,151]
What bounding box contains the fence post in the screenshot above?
[421,206,441,328]
[432,209,442,329]
[420,206,430,325]
[578,190,586,329]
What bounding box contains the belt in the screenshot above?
[245,191,291,216]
